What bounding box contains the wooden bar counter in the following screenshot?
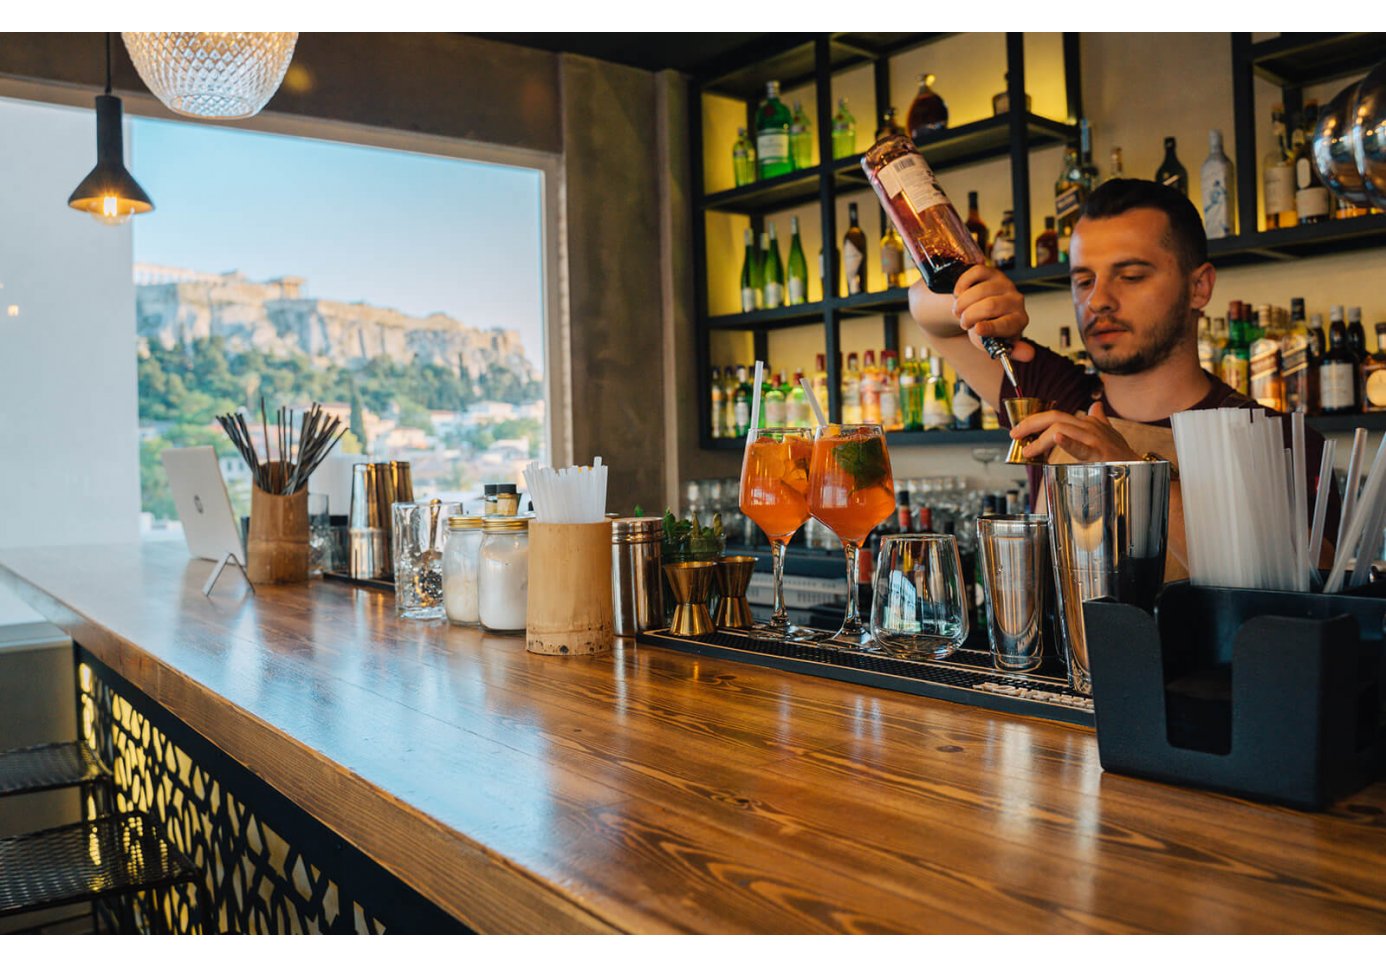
[2,543,1384,933]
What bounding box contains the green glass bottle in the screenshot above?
[789,101,813,170]
[733,365,752,436]
[755,81,794,179]
[786,216,808,305]
[899,345,924,431]
[732,127,756,187]
[762,225,785,310]
[762,374,786,428]
[830,98,856,160]
[739,228,760,314]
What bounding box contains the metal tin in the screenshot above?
[611,516,664,637]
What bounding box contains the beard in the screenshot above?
[1083,289,1193,376]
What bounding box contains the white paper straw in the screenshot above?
[1308,439,1336,588]
[748,360,764,435]
[1325,434,1386,594]
[1338,428,1369,552]
[800,376,827,428]
[1291,413,1309,590]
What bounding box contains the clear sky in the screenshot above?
[130,117,547,371]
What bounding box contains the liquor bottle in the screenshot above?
[895,489,914,534]
[1336,193,1371,220]
[875,107,905,141]
[789,101,813,171]
[1197,315,1216,375]
[1211,316,1229,374]
[990,72,1031,115]
[710,366,724,438]
[831,98,856,159]
[1155,136,1189,195]
[811,353,830,417]
[952,377,982,430]
[1281,297,1319,415]
[733,365,752,435]
[1263,105,1297,230]
[762,226,784,309]
[786,216,809,305]
[1319,312,1360,414]
[923,354,952,429]
[1308,310,1327,362]
[1034,216,1059,266]
[899,345,923,431]
[1362,323,1386,413]
[732,127,756,187]
[965,191,990,254]
[861,135,987,294]
[1293,103,1331,225]
[907,73,948,142]
[1078,119,1099,190]
[1249,305,1285,411]
[860,350,882,424]
[786,370,810,427]
[991,210,1016,270]
[754,81,793,180]
[1105,146,1125,184]
[841,352,863,424]
[843,202,868,296]
[881,220,907,289]
[1055,147,1083,253]
[879,350,901,431]
[1220,307,1250,395]
[1347,306,1368,362]
[723,367,739,433]
[763,373,787,428]
[980,401,1000,431]
[739,228,761,313]
[1201,129,1236,239]
[819,243,840,299]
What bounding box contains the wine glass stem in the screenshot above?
[770,538,789,629]
[841,541,862,630]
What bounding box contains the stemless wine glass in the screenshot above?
[807,423,896,650]
[871,534,969,661]
[739,427,816,639]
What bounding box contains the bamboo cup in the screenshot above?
[247,463,309,584]
[526,521,614,656]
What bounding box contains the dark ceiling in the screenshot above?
[468,33,775,76]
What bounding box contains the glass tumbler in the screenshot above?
[393,499,463,619]
[870,534,969,660]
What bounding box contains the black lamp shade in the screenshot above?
[68,94,153,223]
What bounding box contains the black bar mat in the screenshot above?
[322,571,395,593]
[635,627,1094,726]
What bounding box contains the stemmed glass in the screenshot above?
[739,427,817,639]
[808,424,896,650]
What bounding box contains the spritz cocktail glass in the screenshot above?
[739,427,815,638]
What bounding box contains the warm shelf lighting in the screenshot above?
[121,32,298,120]
[68,34,154,225]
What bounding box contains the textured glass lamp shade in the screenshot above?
[67,95,153,225]
[121,31,298,120]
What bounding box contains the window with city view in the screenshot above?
[132,118,548,533]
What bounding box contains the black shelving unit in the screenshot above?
[689,32,1084,450]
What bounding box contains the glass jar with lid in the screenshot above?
[442,515,485,626]
[478,516,530,633]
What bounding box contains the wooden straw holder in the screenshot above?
[247,469,309,585]
[526,521,614,656]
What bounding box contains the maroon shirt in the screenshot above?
[997,339,1341,545]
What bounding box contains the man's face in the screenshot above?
[1068,208,1202,376]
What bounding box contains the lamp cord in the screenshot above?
[104,32,112,95]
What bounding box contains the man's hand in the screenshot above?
[907,264,1034,362]
[1011,401,1140,463]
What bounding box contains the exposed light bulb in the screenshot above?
[95,194,131,226]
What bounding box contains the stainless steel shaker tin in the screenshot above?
[611,516,665,638]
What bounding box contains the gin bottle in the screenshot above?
[755,81,793,180]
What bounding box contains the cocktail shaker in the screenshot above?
[611,516,664,637]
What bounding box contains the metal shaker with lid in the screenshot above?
[611,516,665,637]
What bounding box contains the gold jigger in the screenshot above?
[663,561,717,637]
[713,555,757,629]
[1004,397,1049,465]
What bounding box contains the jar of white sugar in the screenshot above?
[442,515,485,626]
[478,516,530,633]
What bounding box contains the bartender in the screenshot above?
[907,178,1340,574]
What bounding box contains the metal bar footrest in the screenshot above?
[0,742,110,798]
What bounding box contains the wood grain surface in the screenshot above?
[2,543,1383,934]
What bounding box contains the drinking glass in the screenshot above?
[870,534,969,660]
[393,499,463,619]
[739,427,815,638]
[308,493,332,576]
[808,424,896,649]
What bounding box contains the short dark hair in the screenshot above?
[1079,178,1208,273]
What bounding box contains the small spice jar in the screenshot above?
[441,515,485,626]
[482,484,500,516]
[494,483,519,517]
[478,516,530,633]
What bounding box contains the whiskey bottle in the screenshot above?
[881,219,907,289]
[732,127,756,187]
[1034,216,1059,266]
[875,107,905,141]
[1280,296,1319,415]
[1292,104,1331,225]
[831,98,856,160]
[754,81,793,180]
[786,216,809,305]
[1263,105,1297,230]
[1078,119,1099,190]
[790,101,813,171]
[1249,304,1285,411]
[906,73,948,142]
[1055,146,1083,250]
[990,72,1031,115]
[991,210,1016,270]
[1155,136,1189,195]
[861,135,985,294]
[1201,129,1236,239]
[843,202,868,296]
[1318,312,1360,415]
[965,191,990,254]
[739,228,761,313]
[1362,323,1386,413]
[762,227,784,309]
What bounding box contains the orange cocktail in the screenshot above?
[739,428,814,637]
[808,424,895,649]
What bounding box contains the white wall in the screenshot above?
[0,96,140,624]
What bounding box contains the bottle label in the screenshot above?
[1367,370,1386,409]
[1055,186,1081,223]
[881,245,904,277]
[764,398,786,427]
[1221,355,1250,395]
[1320,362,1356,409]
[843,240,865,294]
[1162,173,1182,190]
[876,154,947,213]
[1265,166,1295,215]
[734,400,750,431]
[1202,174,1231,238]
[992,234,1015,265]
[741,286,756,313]
[1296,185,1330,219]
[879,389,898,427]
[952,390,981,424]
[757,131,789,166]
[763,282,783,309]
[787,277,806,304]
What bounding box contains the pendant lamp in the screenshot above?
[121,32,298,121]
[68,33,153,225]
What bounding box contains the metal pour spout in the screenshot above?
[982,336,1021,395]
